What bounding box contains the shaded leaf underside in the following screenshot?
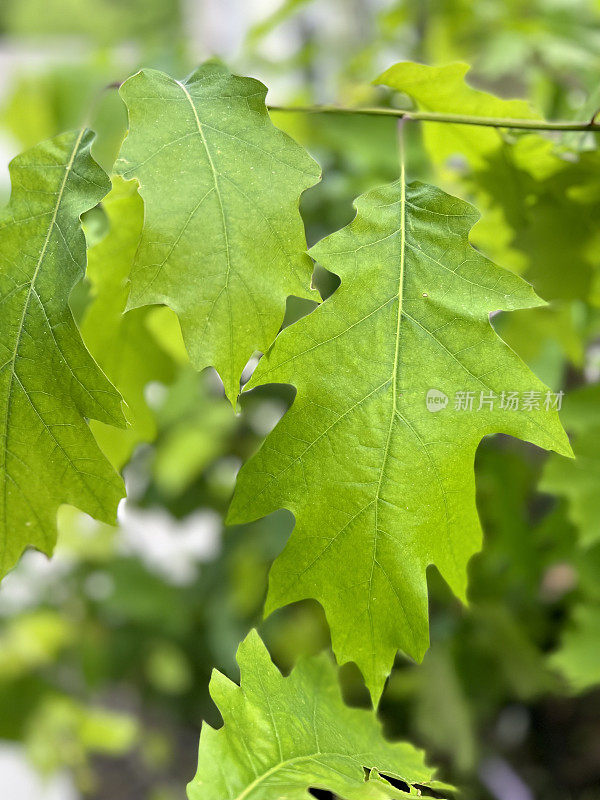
[0,129,125,578]
[229,177,571,703]
[116,63,320,405]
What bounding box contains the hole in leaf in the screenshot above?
[381,774,447,798]
[380,773,411,793]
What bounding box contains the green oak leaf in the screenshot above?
[116,63,321,406]
[375,61,540,172]
[541,383,600,547]
[375,63,600,305]
[82,176,177,469]
[0,129,125,579]
[187,629,443,800]
[228,179,572,703]
[467,136,600,302]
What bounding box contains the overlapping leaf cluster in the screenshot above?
[377,60,600,703]
[1,53,598,799]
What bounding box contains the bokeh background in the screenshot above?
[0,1,599,799]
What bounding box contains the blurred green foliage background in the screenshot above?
[0,1,599,799]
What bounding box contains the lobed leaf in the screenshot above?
[375,61,540,170]
[375,63,600,304]
[116,63,321,406]
[467,136,600,302]
[0,129,125,579]
[187,629,443,800]
[229,178,572,703]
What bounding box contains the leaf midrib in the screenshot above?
[175,79,235,375]
[367,156,407,671]
[0,129,85,550]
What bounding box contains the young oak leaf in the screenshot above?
[376,65,599,303]
[0,130,125,579]
[375,61,540,171]
[467,134,600,302]
[187,629,444,800]
[82,176,177,469]
[116,63,321,406]
[228,178,572,704]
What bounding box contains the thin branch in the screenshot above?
[267,104,600,132]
